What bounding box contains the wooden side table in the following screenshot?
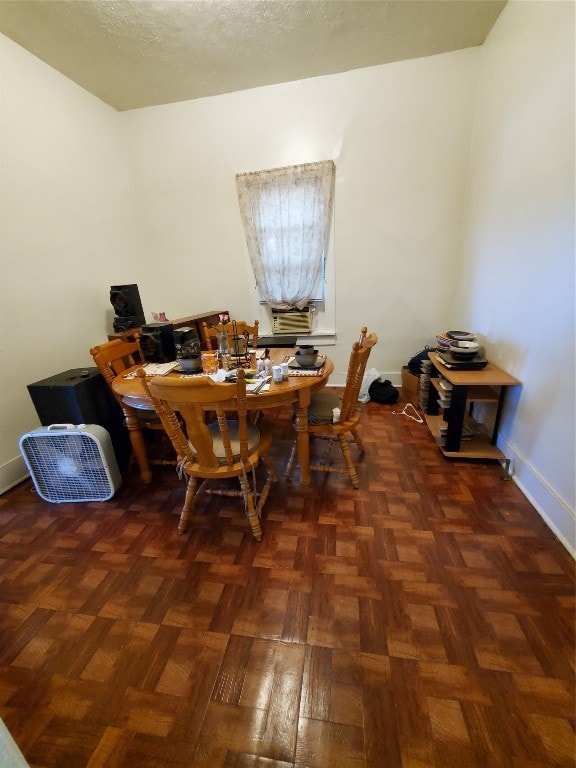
[424,352,522,459]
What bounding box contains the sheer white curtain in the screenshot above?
[236,160,335,310]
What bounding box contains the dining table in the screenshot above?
[111,347,334,486]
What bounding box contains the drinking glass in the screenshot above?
[201,352,219,374]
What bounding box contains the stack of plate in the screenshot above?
[449,339,479,360]
[437,331,478,357]
[446,331,478,360]
[446,330,477,342]
[435,330,488,368]
[435,332,453,353]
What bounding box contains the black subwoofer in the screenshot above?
[27,368,131,471]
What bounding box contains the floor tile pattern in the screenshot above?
[0,393,574,767]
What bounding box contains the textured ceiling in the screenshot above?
[0,0,507,111]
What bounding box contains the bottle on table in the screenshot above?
[264,348,272,374]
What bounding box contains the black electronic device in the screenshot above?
[140,322,175,362]
[257,335,297,349]
[173,327,200,358]
[110,284,146,332]
[27,367,130,471]
[436,352,488,370]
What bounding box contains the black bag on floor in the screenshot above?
[408,346,434,375]
[368,378,399,404]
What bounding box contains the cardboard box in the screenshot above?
[401,366,419,406]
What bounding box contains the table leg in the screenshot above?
[296,389,311,487]
[121,402,152,484]
[444,385,467,452]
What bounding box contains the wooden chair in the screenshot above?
[137,367,276,540]
[285,327,378,489]
[90,337,174,481]
[201,319,259,353]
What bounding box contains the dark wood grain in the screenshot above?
[0,392,574,767]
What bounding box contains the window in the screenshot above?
[236,160,335,310]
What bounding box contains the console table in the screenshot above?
[425,352,521,460]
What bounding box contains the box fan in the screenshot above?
[19,424,121,502]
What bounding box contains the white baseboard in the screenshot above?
[0,454,29,496]
[498,435,575,558]
[0,718,30,766]
[330,370,401,388]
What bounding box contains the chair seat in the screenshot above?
[307,391,341,425]
[207,420,261,463]
[285,327,378,489]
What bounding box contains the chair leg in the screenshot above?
[178,476,198,534]
[337,434,360,489]
[257,455,277,513]
[249,410,262,425]
[262,454,278,485]
[238,470,262,542]
[350,427,365,454]
[284,441,298,481]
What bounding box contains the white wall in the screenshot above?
[457,0,575,552]
[120,48,480,378]
[0,35,148,489]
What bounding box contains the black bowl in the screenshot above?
[295,349,318,366]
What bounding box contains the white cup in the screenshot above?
[272,365,283,383]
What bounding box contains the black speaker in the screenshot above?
[173,327,200,358]
[27,368,131,471]
[110,284,145,332]
[140,322,175,362]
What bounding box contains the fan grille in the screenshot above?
[20,428,120,502]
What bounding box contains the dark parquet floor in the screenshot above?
[0,391,574,767]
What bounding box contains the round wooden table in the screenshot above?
[112,349,334,485]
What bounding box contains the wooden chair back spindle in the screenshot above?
[90,336,177,479]
[137,367,276,540]
[90,337,144,406]
[201,319,259,351]
[339,327,378,424]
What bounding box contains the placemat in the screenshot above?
[288,355,326,371]
[288,367,325,377]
